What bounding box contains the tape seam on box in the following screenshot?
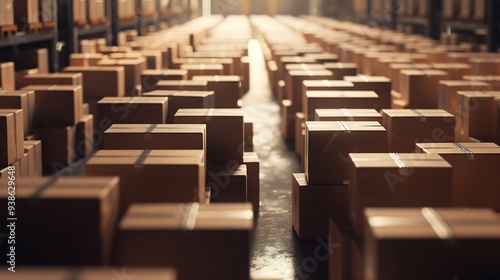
[182,202,199,230]
[32,175,60,199]
[421,207,455,240]
[411,109,426,122]
[389,153,407,168]
[134,149,151,169]
[341,108,353,121]
[454,142,474,160]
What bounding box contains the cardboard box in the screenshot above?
[141,69,188,92]
[305,121,388,185]
[399,69,449,108]
[344,76,392,109]
[438,80,490,114]
[329,219,364,280]
[17,72,83,88]
[0,176,120,265]
[0,111,18,167]
[349,153,452,235]
[192,75,241,107]
[288,70,333,112]
[180,64,224,79]
[156,80,208,92]
[142,90,215,123]
[243,152,259,211]
[22,85,83,127]
[244,117,253,152]
[416,142,500,209]
[23,140,42,177]
[17,152,30,177]
[364,208,500,280]
[241,56,250,93]
[88,0,106,23]
[469,58,500,75]
[37,125,76,166]
[463,75,500,90]
[115,203,252,280]
[304,91,380,121]
[23,143,36,177]
[76,114,94,158]
[382,109,455,152]
[0,90,34,135]
[97,58,147,97]
[96,97,168,132]
[86,150,206,214]
[389,63,431,93]
[281,99,294,140]
[295,112,305,163]
[14,0,39,25]
[103,124,206,154]
[0,268,176,280]
[174,108,244,164]
[70,53,107,67]
[455,91,500,141]
[1,0,15,25]
[207,164,247,203]
[473,0,486,22]
[315,109,382,123]
[0,62,15,91]
[172,58,234,75]
[431,63,472,80]
[292,173,349,240]
[323,63,358,80]
[63,66,125,99]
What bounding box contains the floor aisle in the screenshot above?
[244,40,329,280]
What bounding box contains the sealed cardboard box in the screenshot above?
[323,62,358,80]
[0,111,18,167]
[244,152,260,211]
[400,69,449,108]
[431,63,472,79]
[96,97,168,132]
[244,116,253,152]
[37,125,76,166]
[438,80,490,114]
[115,203,252,280]
[305,121,388,185]
[63,66,125,99]
[207,164,247,203]
[172,58,234,75]
[364,208,500,280]
[76,114,94,158]
[23,143,36,177]
[382,109,455,152]
[463,75,500,90]
[288,70,333,112]
[17,73,83,88]
[295,112,305,162]
[349,153,452,235]
[417,142,500,209]
[302,80,355,103]
[0,91,34,135]
[192,75,241,108]
[97,58,147,97]
[142,90,215,123]
[0,176,120,265]
[86,150,206,213]
[281,99,294,140]
[455,91,500,141]
[389,63,431,93]
[292,173,349,240]
[470,58,500,75]
[141,69,188,92]
[305,91,380,121]
[156,80,208,91]
[70,53,107,67]
[0,62,15,91]
[315,108,382,122]
[23,140,42,177]
[22,85,83,127]
[329,219,364,280]
[180,63,224,79]
[344,76,392,109]
[103,124,206,153]
[174,108,244,164]
[18,152,30,177]
[0,268,176,280]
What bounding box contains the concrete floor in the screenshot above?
[244,40,328,280]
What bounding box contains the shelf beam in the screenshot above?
[427,0,442,40]
[486,0,499,52]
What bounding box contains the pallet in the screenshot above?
[43,21,55,32]
[0,24,17,39]
[28,22,44,34]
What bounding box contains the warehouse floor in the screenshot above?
[245,40,328,280]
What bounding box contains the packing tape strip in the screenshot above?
[338,121,349,132]
[340,108,353,121]
[421,207,455,240]
[322,79,331,87]
[68,268,84,280]
[454,142,475,160]
[389,153,407,168]
[411,109,426,122]
[205,108,215,121]
[128,97,137,104]
[32,175,61,199]
[134,149,151,169]
[144,123,158,140]
[182,202,200,230]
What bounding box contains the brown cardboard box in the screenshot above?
[63,66,125,99]
[17,73,83,88]
[86,150,205,213]
[0,177,120,266]
[463,75,500,90]
[389,63,431,93]
[82,103,89,115]
[0,91,34,135]
[281,99,294,140]
[141,69,188,92]
[292,173,349,240]
[244,152,259,211]
[376,57,412,78]
[23,140,42,177]
[323,63,358,80]
[79,39,98,54]
[382,109,455,152]
[18,152,30,177]
[288,70,333,112]
[304,91,380,121]
[417,142,500,209]
[469,58,500,75]
[180,64,224,79]
[302,80,355,104]
[70,53,107,67]
[175,108,244,164]
[172,58,234,75]
[97,58,147,97]
[103,124,205,153]
[438,80,490,114]
[455,91,500,141]
[76,114,94,158]
[473,0,486,22]
[364,208,500,280]
[0,111,18,167]
[241,56,250,93]
[458,0,474,20]
[349,153,452,235]
[305,121,388,185]
[0,268,176,280]
[431,63,472,80]
[315,109,382,123]
[96,97,168,132]
[329,218,364,280]
[344,76,392,109]
[416,49,447,63]
[142,90,215,123]
[304,53,339,63]
[295,112,305,162]
[285,64,326,72]
[22,85,83,127]
[156,80,208,92]
[115,203,252,280]
[37,125,76,166]
[23,143,36,177]
[14,0,39,25]
[244,116,253,152]
[192,75,241,108]
[207,164,247,203]
[399,69,449,108]
[0,161,19,186]
[0,62,15,91]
